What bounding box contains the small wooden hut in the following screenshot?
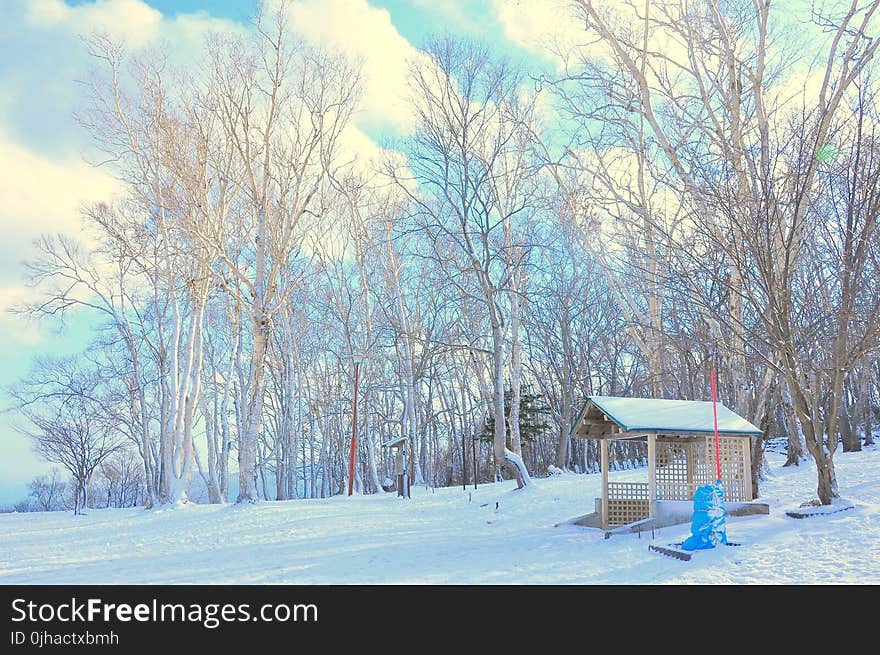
[568,396,768,532]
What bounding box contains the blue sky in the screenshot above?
[131,1,509,45]
[0,0,550,505]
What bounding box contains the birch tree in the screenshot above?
[192,3,360,502]
[391,37,535,487]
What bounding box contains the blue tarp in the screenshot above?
[681,481,727,550]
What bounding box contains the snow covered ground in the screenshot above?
[1,448,878,584]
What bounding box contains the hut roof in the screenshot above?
[571,395,762,437]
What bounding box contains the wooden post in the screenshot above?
[647,433,656,517]
[600,438,609,530]
[394,443,410,499]
[686,441,695,499]
[743,436,754,500]
[705,435,712,485]
[472,437,478,490]
[461,432,467,491]
[347,361,360,496]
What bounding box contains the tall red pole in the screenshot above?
[348,361,360,496]
[710,366,721,482]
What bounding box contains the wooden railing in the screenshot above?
[654,439,749,502]
[606,482,649,526]
[607,482,649,499]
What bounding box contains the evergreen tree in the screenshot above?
[480,388,552,447]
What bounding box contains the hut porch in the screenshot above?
[567,396,769,532]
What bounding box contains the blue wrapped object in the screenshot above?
[681,481,727,551]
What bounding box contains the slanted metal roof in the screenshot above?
[571,395,762,436]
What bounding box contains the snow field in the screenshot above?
[1,449,878,584]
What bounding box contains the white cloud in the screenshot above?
[0,286,44,346]
[18,1,402,167]
[25,0,163,49]
[336,124,392,172]
[773,68,827,113]
[0,130,120,344]
[492,0,688,73]
[491,0,586,66]
[0,132,119,249]
[283,0,428,133]
[25,0,246,58]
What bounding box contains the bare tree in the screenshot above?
[391,37,537,487]
[27,469,67,512]
[95,449,147,508]
[553,0,880,503]
[12,359,126,514]
[192,3,360,502]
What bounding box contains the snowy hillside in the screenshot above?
[1,449,878,584]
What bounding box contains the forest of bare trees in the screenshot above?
[9,0,880,511]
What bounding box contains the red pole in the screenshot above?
[710,366,721,482]
[348,361,360,496]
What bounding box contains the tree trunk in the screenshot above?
[490,313,531,489]
[276,438,286,501]
[864,368,875,446]
[750,436,765,500]
[840,401,859,452]
[202,395,223,504]
[509,279,523,456]
[814,449,839,505]
[555,423,570,471]
[555,311,574,469]
[782,401,804,467]
[237,314,268,503]
[365,411,382,494]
